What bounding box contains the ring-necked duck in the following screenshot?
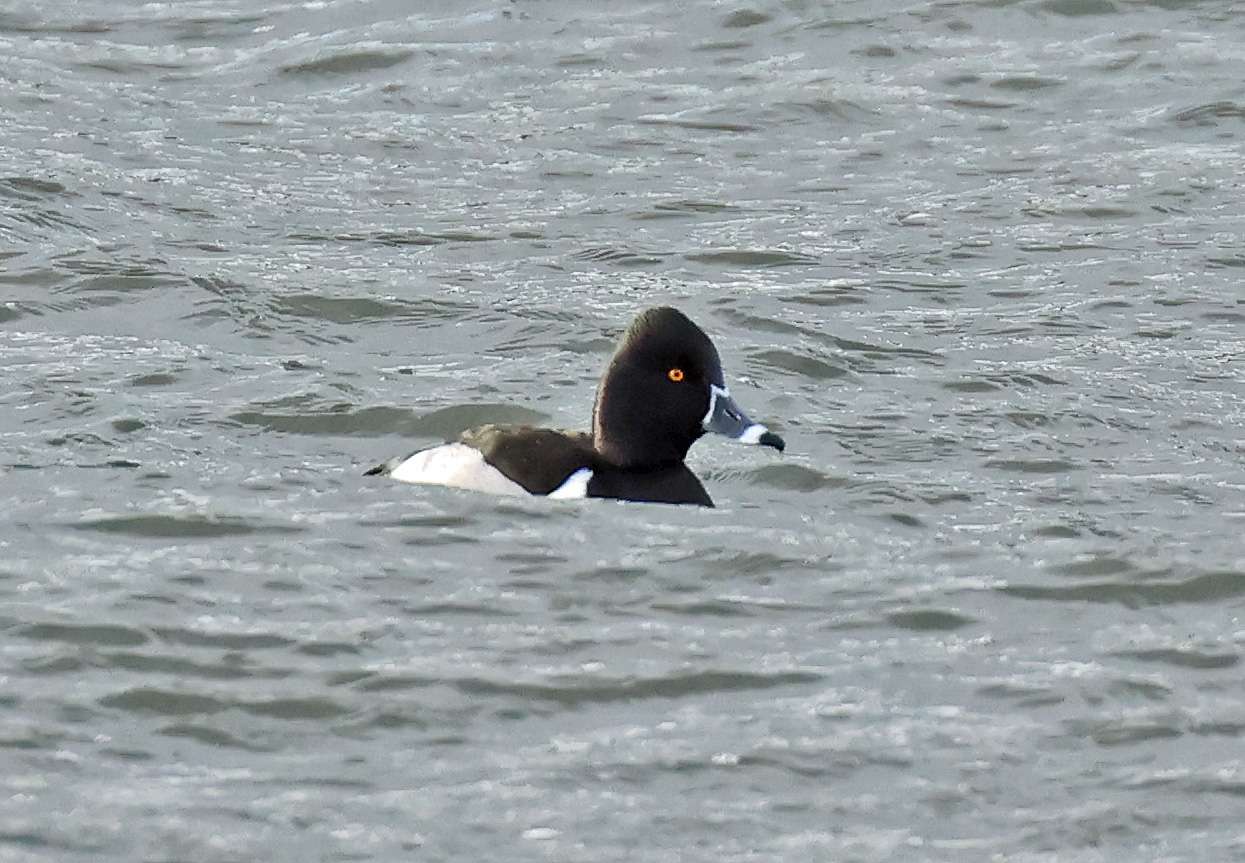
[366,306,784,506]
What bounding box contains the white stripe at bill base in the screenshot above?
[702,384,730,427]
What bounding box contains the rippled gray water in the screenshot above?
[3,1,1245,860]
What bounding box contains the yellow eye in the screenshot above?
[668,367,685,382]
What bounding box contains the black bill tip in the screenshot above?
[759,431,785,452]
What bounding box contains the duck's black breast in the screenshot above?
[460,424,595,495]
[586,464,714,508]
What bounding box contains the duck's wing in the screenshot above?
[459,424,595,495]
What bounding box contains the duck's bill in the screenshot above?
[702,385,785,452]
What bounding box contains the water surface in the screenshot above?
[3,1,1244,861]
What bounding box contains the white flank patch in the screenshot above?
[547,467,593,500]
[737,423,768,444]
[386,443,528,496]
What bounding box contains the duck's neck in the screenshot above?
[592,390,696,469]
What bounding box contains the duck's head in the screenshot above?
[591,306,785,468]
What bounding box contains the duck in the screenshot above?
[365,306,785,506]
